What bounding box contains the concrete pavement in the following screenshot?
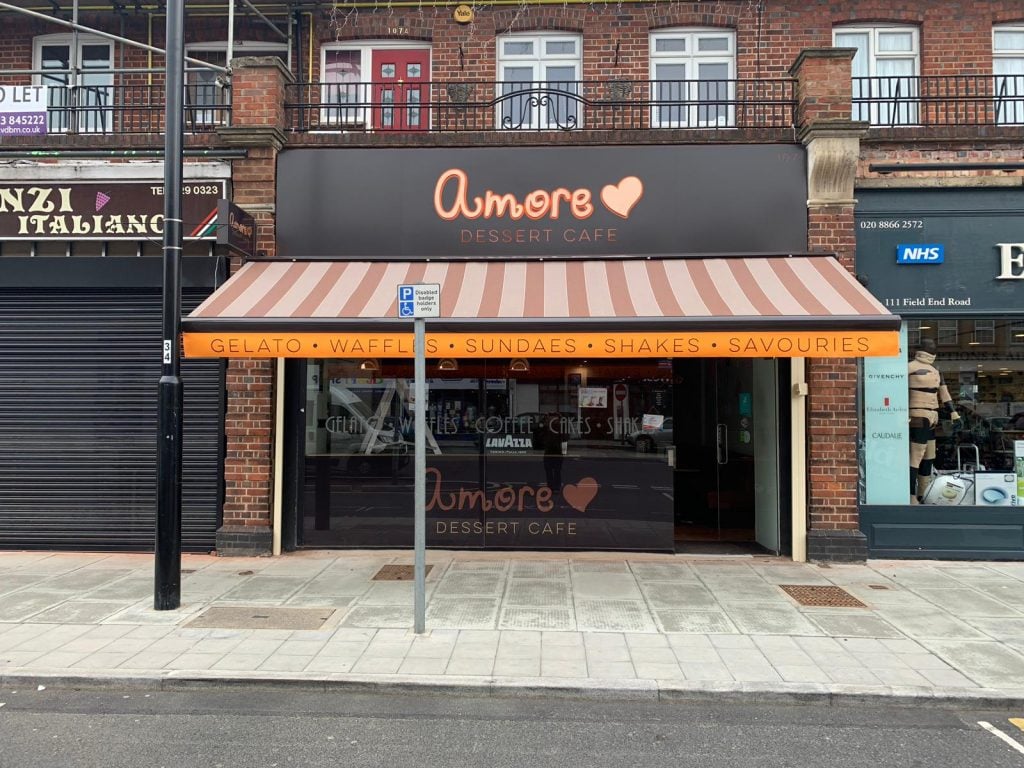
[3,550,1024,705]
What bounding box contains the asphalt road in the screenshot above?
[1,685,1023,768]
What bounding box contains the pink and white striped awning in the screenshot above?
[187,256,893,325]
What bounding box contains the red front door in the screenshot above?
[371,49,430,131]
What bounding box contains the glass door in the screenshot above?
[39,41,113,133]
[371,49,429,131]
[673,358,780,552]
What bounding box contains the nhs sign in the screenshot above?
[896,244,944,264]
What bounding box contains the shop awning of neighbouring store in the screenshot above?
[181,255,901,359]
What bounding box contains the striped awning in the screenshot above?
[188,256,893,325]
[182,256,900,358]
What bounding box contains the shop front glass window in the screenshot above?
[300,358,675,549]
[862,317,1024,508]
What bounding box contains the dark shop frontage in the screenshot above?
[183,145,899,555]
[0,178,229,551]
[857,188,1024,559]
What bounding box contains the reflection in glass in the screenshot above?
[862,317,1024,508]
[299,359,676,550]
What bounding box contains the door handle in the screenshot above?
[716,423,728,465]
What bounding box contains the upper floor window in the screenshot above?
[1010,320,1024,346]
[650,29,735,127]
[834,25,919,126]
[496,33,581,130]
[320,42,430,131]
[185,42,286,126]
[937,319,959,347]
[33,34,113,133]
[994,26,1024,124]
[973,319,996,346]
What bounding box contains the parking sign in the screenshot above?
[397,284,440,318]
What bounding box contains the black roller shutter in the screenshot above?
[0,288,223,551]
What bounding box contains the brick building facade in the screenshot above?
[0,0,1021,560]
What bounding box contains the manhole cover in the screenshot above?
[779,585,866,608]
[373,564,434,581]
[185,606,335,630]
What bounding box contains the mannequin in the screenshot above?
[908,338,960,502]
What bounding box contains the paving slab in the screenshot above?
[1,551,1024,706]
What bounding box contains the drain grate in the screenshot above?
[373,564,434,581]
[779,585,866,608]
[185,606,335,630]
[868,584,891,591]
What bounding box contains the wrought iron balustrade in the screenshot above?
[0,69,231,135]
[853,75,1024,127]
[285,78,796,133]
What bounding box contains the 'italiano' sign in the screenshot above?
[0,180,226,240]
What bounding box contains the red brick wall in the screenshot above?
[2,2,1021,84]
[304,1,1024,82]
[806,204,860,531]
[217,60,290,534]
[223,356,274,530]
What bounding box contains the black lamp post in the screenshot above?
[155,0,185,610]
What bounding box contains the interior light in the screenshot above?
[359,359,381,372]
[509,358,530,372]
[918,325,931,330]
[437,358,459,371]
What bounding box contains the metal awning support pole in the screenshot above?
[238,0,288,40]
[0,1,228,73]
[155,0,185,612]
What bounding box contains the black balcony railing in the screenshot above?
[853,75,1024,127]
[44,84,230,134]
[0,70,230,135]
[285,78,797,132]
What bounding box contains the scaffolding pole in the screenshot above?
[0,1,228,73]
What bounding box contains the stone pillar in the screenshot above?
[213,57,291,556]
[789,49,869,562]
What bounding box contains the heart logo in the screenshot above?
[600,176,643,219]
[562,477,599,513]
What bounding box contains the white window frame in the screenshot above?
[973,319,996,345]
[937,319,959,347]
[833,25,920,126]
[906,319,923,351]
[1010,320,1024,345]
[184,42,286,126]
[496,33,582,130]
[33,33,114,134]
[319,41,430,129]
[993,26,1024,125]
[649,28,736,128]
